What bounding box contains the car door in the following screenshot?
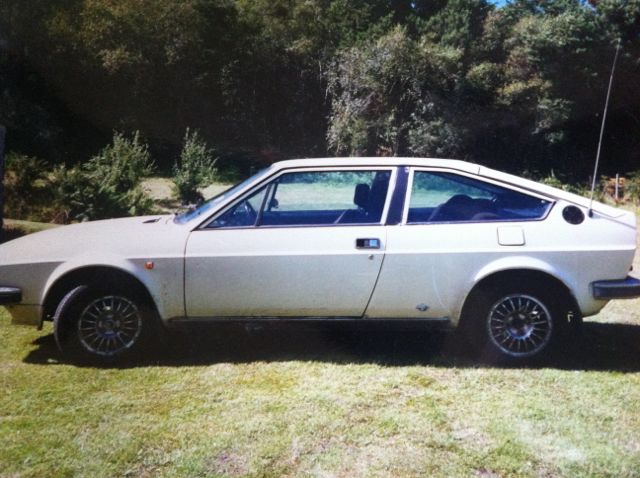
[366,167,553,319]
[184,167,395,318]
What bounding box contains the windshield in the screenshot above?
[173,168,271,224]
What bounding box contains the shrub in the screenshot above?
[173,128,218,203]
[540,171,592,198]
[3,153,51,221]
[625,171,640,205]
[87,131,154,191]
[51,131,155,222]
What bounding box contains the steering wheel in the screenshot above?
[223,200,257,227]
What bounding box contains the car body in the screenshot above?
[1,157,639,361]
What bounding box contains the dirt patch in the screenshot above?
[141,177,182,213]
[201,182,234,199]
[204,450,249,477]
[142,177,175,201]
[141,178,233,213]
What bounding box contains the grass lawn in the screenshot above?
[2,303,640,477]
[1,219,58,244]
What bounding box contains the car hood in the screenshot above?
[0,215,185,265]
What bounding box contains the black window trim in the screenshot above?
[385,165,409,226]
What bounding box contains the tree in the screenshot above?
[173,128,218,203]
[52,131,154,221]
[327,27,467,157]
[1,0,639,178]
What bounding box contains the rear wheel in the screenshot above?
[486,293,553,358]
[462,284,566,361]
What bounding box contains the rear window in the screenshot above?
[407,171,551,223]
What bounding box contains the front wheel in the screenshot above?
[76,294,144,358]
[57,286,159,363]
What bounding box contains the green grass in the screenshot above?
[2,299,640,477]
[2,219,58,243]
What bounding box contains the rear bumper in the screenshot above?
[0,287,22,305]
[592,276,640,300]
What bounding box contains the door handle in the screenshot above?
[356,238,381,249]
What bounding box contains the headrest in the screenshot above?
[354,183,370,209]
[369,177,389,209]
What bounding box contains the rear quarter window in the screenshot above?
[407,171,551,223]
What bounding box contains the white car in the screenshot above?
[1,157,639,362]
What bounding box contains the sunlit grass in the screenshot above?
[2,303,640,477]
[2,219,58,239]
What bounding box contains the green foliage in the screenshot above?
[422,0,491,51]
[327,27,466,157]
[215,162,243,183]
[539,171,591,197]
[3,146,155,223]
[2,0,640,179]
[625,171,640,206]
[51,132,155,222]
[173,128,218,203]
[3,153,51,221]
[87,131,154,192]
[464,62,503,99]
[407,119,464,158]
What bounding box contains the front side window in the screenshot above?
[208,169,391,228]
[207,185,269,228]
[407,171,551,223]
[174,168,270,224]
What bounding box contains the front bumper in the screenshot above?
[0,287,22,305]
[592,276,640,300]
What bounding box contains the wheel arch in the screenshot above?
[458,268,581,330]
[42,265,158,322]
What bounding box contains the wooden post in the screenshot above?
[614,173,619,201]
[0,126,5,242]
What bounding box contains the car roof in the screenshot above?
[267,157,628,220]
[270,157,481,174]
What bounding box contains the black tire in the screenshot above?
[461,284,567,362]
[58,285,160,363]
